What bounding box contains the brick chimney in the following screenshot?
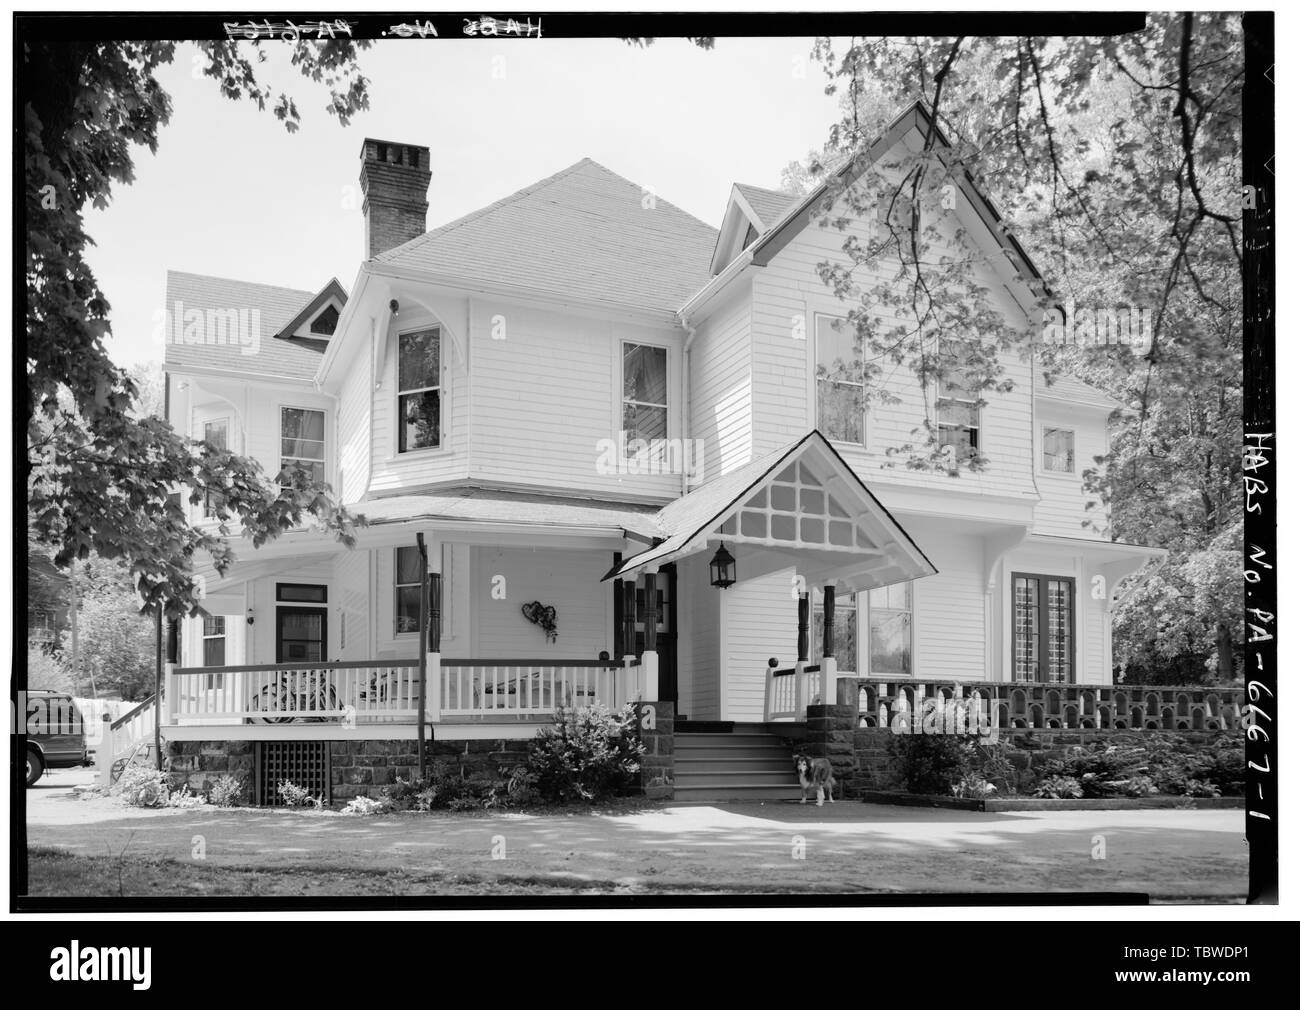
[359,139,432,259]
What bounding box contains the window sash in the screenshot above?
[1012,574,1074,683]
[812,595,858,673]
[815,316,865,444]
[203,419,230,517]
[202,617,226,687]
[395,547,423,636]
[1042,427,1075,472]
[867,583,912,676]
[280,408,326,486]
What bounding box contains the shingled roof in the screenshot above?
[372,158,719,320]
[162,271,328,381]
[734,182,800,230]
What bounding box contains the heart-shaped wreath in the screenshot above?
[521,601,558,643]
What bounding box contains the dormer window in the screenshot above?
[310,304,339,336]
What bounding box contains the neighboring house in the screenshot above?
[28,554,69,648]
[148,104,1177,803]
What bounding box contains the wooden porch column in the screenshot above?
[621,579,638,703]
[163,617,179,727]
[641,570,659,702]
[425,549,443,726]
[820,583,837,705]
[795,589,810,714]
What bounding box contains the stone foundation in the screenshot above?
[164,740,256,804]
[633,701,675,799]
[844,725,1240,797]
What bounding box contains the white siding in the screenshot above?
[469,546,612,660]
[724,568,796,722]
[907,527,986,680]
[333,546,371,661]
[1032,399,1109,538]
[337,342,372,503]
[688,284,752,484]
[677,552,720,720]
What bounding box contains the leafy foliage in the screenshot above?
[526,704,644,803]
[208,774,246,807]
[116,764,169,807]
[24,38,372,618]
[1034,775,1084,799]
[884,734,967,794]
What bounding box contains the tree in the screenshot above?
[802,17,1244,680]
[24,38,373,619]
[64,556,161,700]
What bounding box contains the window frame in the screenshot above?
[619,339,671,459]
[1040,425,1077,475]
[394,546,424,637]
[812,312,866,447]
[395,325,443,455]
[201,417,230,518]
[1010,572,1076,684]
[935,393,981,463]
[202,616,226,689]
[811,590,859,675]
[278,405,327,491]
[865,581,914,678]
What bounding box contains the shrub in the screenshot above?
[884,734,967,794]
[342,795,392,816]
[526,703,644,803]
[277,780,322,808]
[116,764,169,807]
[166,785,207,809]
[951,772,996,799]
[208,774,245,808]
[1034,775,1084,799]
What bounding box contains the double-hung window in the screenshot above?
[203,617,226,689]
[1012,573,1075,683]
[815,315,865,444]
[202,418,229,517]
[866,583,912,676]
[621,343,668,455]
[398,328,441,453]
[1042,427,1075,473]
[395,547,423,635]
[812,591,858,673]
[280,408,326,487]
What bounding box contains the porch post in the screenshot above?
[820,582,837,705]
[426,560,442,725]
[795,588,810,714]
[641,570,659,702]
[621,579,638,700]
[163,617,179,728]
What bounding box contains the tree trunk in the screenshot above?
[1215,621,1235,683]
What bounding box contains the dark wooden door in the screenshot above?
[276,607,328,664]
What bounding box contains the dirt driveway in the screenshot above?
[24,773,1247,900]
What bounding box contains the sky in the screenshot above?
[88,36,844,367]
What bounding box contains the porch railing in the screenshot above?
[853,679,1248,732]
[167,658,645,724]
[763,663,824,721]
[439,659,640,718]
[170,660,421,723]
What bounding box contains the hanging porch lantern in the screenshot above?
[709,543,737,589]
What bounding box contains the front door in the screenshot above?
[612,560,677,708]
[276,607,328,664]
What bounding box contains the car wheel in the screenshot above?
[26,749,44,787]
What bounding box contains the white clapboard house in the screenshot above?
[120,103,1168,801]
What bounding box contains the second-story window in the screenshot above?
[202,418,229,518]
[622,343,667,454]
[815,315,864,444]
[398,327,441,453]
[1042,426,1075,473]
[280,407,326,487]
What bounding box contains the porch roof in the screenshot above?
[603,429,938,592]
[356,488,664,540]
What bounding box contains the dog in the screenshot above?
[794,754,836,806]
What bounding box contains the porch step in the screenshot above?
[672,728,801,802]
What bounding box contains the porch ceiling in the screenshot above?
[604,429,938,592]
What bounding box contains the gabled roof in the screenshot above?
[273,278,348,340]
[734,183,799,229]
[1035,373,1128,411]
[374,158,718,320]
[605,429,938,593]
[747,101,1046,292]
[163,271,328,381]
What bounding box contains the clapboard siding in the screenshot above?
[467,300,683,500]
[1032,400,1109,538]
[337,343,372,503]
[333,546,371,661]
[908,528,987,680]
[369,302,470,494]
[468,546,612,660]
[689,284,752,484]
[724,568,796,722]
[678,552,720,720]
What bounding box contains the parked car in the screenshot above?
[25,690,89,786]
